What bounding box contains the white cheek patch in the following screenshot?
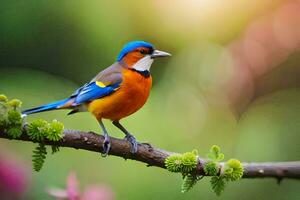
[132,55,154,71]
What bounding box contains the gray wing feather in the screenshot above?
[68,62,124,105]
[91,62,123,84]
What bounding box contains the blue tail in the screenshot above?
[22,98,72,115]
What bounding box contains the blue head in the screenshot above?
[117,41,154,61]
[116,41,171,71]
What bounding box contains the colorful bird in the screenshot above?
[22,41,171,156]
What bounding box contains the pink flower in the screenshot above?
[0,153,29,199]
[47,172,114,200]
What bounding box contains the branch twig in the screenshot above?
[0,127,299,180]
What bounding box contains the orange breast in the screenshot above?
[87,69,152,121]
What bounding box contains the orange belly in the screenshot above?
[87,69,152,121]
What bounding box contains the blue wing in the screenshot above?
[72,81,121,105]
[22,62,124,115]
[22,81,121,115]
[72,62,124,105]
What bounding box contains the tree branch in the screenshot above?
[1,127,299,180]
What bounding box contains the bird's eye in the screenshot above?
[140,49,146,55]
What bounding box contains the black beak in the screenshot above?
[151,50,171,58]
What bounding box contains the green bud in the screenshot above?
[46,120,64,141]
[224,159,244,181]
[165,154,183,173]
[204,161,218,176]
[0,95,8,102]
[181,152,197,174]
[207,145,224,162]
[7,127,22,138]
[27,119,49,141]
[7,99,22,109]
[7,110,22,126]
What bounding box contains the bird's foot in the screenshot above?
[124,134,138,154]
[101,134,111,157]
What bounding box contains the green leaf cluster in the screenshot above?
[165,150,198,174]
[7,99,22,109]
[0,94,65,172]
[27,119,49,141]
[47,120,64,141]
[32,143,47,172]
[27,119,64,141]
[204,145,244,196]
[210,176,225,196]
[0,95,23,138]
[181,174,203,193]
[204,161,218,176]
[27,119,63,171]
[224,159,244,181]
[165,145,244,196]
[209,159,243,196]
[0,94,8,102]
[204,145,224,176]
[207,145,224,161]
[165,150,200,193]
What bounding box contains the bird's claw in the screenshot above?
[101,135,111,157]
[125,134,138,154]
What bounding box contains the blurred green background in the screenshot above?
[0,0,299,199]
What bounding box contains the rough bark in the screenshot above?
[0,127,299,180]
